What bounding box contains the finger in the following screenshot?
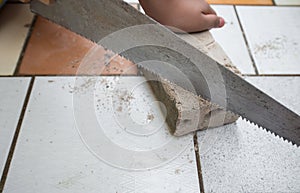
[219,17,225,28]
[201,14,224,30]
[200,2,217,15]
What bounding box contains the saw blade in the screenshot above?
[30,0,300,146]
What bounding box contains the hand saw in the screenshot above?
[30,0,300,146]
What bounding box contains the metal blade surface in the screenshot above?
[31,0,300,145]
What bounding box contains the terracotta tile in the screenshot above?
[207,0,273,5]
[18,16,137,75]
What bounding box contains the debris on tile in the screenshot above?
[237,6,300,74]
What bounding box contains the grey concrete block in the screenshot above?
[144,31,240,136]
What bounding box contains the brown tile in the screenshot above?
[207,0,273,5]
[18,16,137,75]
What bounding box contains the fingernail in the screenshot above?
[219,17,225,28]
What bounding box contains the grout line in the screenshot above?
[13,15,37,76]
[193,133,205,193]
[234,6,260,75]
[0,77,35,193]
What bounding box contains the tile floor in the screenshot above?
[0,78,30,177]
[3,77,199,193]
[198,77,300,193]
[210,5,255,74]
[0,1,299,193]
[237,6,300,74]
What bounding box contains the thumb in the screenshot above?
[202,14,225,30]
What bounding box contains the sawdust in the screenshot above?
[174,169,181,174]
[68,78,97,94]
[119,90,135,104]
[147,113,155,121]
[116,106,123,112]
[224,63,241,75]
[69,58,80,69]
[67,77,156,127]
[254,36,287,59]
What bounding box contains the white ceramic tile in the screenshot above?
[275,0,300,5]
[245,76,300,115]
[0,4,33,75]
[139,5,145,14]
[210,5,255,75]
[124,0,139,3]
[197,76,300,193]
[0,78,30,177]
[3,76,200,193]
[237,6,300,74]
